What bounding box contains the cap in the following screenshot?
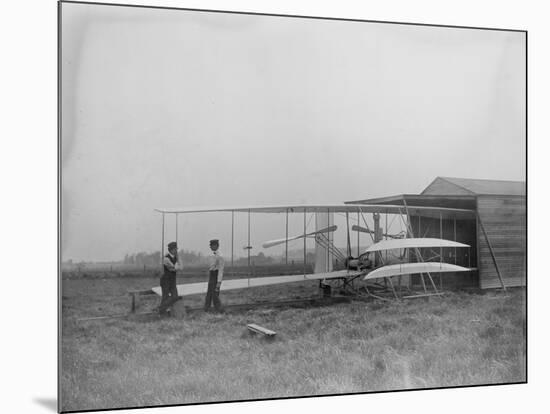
[167,241,178,250]
[209,239,219,246]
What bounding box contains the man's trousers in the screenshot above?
[159,273,179,314]
[204,270,222,311]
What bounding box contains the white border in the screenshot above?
[2,1,545,413]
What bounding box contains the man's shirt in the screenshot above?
[163,252,182,272]
[208,250,224,283]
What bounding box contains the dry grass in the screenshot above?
[60,276,526,412]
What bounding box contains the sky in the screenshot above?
[61,3,526,262]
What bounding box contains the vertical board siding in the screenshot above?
[477,196,526,289]
[409,215,478,289]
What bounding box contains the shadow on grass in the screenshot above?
[33,397,57,412]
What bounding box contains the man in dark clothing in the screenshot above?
[158,241,181,315]
[204,239,224,312]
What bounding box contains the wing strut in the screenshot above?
[161,212,165,266]
[176,213,180,271]
[231,211,234,270]
[285,208,289,265]
[401,202,438,294]
[247,209,251,269]
[303,210,306,277]
[346,212,351,258]
[357,208,376,244]
[326,208,330,272]
[357,212,360,257]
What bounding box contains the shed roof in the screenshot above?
[422,177,526,196]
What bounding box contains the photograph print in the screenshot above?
[59,2,526,412]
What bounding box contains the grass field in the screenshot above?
[60,273,526,412]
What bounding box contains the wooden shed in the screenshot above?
[347,177,526,290]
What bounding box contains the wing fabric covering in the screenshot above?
[364,238,469,253]
[152,269,364,297]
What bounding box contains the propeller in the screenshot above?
[351,225,375,234]
[262,225,338,248]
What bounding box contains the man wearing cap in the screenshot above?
[158,241,182,315]
[204,239,224,312]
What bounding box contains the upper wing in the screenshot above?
[155,204,475,219]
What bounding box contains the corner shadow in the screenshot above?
[33,397,57,412]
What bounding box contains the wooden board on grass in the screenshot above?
[247,324,276,336]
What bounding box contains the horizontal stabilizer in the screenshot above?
[262,225,337,248]
[365,238,469,253]
[364,262,472,280]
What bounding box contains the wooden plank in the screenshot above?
[480,267,525,275]
[478,216,525,224]
[479,238,525,245]
[480,249,525,255]
[247,323,276,336]
[481,273,525,281]
[479,257,525,264]
[480,278,525,289]
[480,268,525,275]
[478,240,526,247]
[478,226,525,232]
[478,208,525,216]
[478,198,526,206]
[481,275,525,285]
[479,224,525,230]
[478,202,526,209]
[479,245,525,252]
[498,264,526,269]
[479,241,526,248]
[478,194,526,201]
[477,226,525,233]
[478,231,526,238]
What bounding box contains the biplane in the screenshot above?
[151,203,476,302]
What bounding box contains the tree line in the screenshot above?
[123,250,208,266]
[120,250,310,267]
[65,249,318,267]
